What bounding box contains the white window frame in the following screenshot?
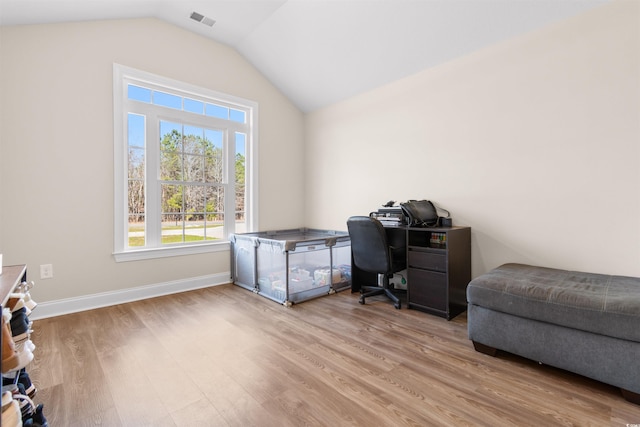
[113,64,259,262]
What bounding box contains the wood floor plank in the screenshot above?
[169,397,228,426]
[56,318,116,420]
[98,344,174,426]
[29,284,640,426]
[28,316,64,390]
[70,405,124,427]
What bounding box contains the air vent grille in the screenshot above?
[190,11,215,27]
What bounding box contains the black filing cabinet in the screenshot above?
[407,226,471,320]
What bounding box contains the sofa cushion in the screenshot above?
[467,263,640,343]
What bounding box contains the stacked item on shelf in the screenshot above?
[2,280,48,427]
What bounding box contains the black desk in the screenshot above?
[351,224,471,320]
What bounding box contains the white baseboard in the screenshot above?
[29,272,231,320]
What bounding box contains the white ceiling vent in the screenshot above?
[190,11,215,27]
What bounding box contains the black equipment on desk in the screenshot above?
[400,200,438,227]
[370,205,405,226]
[372,199,452,227]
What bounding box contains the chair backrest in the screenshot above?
[347,216,391,275]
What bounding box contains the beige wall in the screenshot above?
[0,18,305,303]
[304,1,640,277]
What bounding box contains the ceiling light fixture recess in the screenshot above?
[190,11,215,27]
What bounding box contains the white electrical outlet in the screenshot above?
[40,264,53,279]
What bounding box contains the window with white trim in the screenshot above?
[113,64,258,261]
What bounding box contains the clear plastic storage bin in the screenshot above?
[230,229,351,305]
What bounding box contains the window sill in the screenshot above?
[113,241,230,262]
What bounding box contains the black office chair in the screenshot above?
[347,216,406,309]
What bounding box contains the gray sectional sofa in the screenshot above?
[467,263,640,404]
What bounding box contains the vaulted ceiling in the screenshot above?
[0,0,610,112]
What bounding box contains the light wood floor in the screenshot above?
[27,284,640,426]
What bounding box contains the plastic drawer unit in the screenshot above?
[230,229,351,306]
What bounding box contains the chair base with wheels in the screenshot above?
[359,274,401,309]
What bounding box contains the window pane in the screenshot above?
[204,129,224,183]
[128,178,145,248]
[209,213,224,238]
[205,103,228,119]
[128,216,145,247]
[230,108,246,123]
[235,132,246,223]
[162,184,183,215]
[184,98,204,114]
[160,151,182,181]
[128,113,145,148]
[128,180,145,215]
[186,226,205,242]
[183,126,204,155]
[204,186,217,215]
[183,154,204,182]
[161,213,184,244]
[207,186,224,238]
[235,132,246,153]
[161,185,185,244]
[128,85,151,103]
[160,121,182,152]
[153,91,182,110]
[205,154,222,183]
[207,187,224,222]
[204,186,222,240]
[205,129,223,149]
[128,147,145,180]
[205,223,222,240]
[184,184,204,218]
